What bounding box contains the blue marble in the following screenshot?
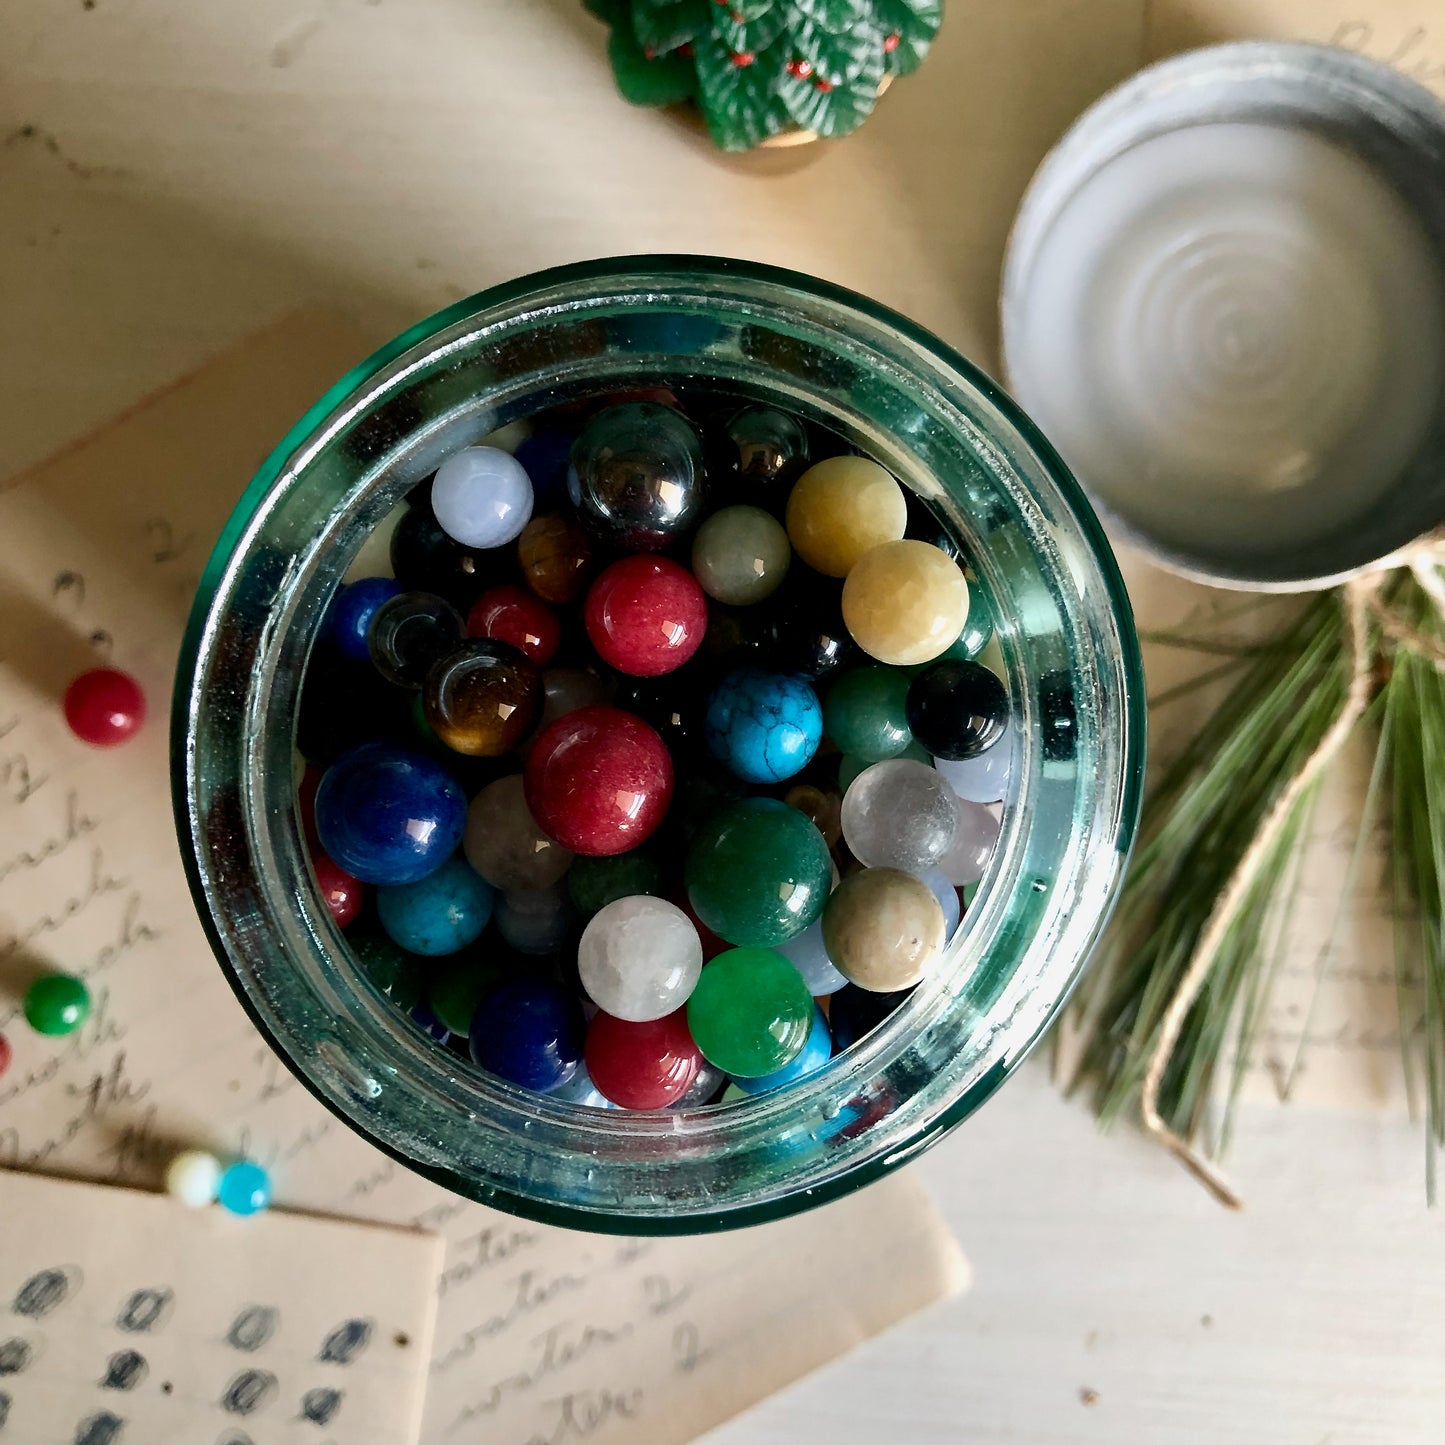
[911,866,962,937]
[730,1005,832,1095]
[513,429,574,511]
[314,742,466,886]
[469,979,584,1093]
[704,669,823,784]
[377,856,493,956]
[776,916,848,997]
[327,576,402,661]
[217,1160,271,1216]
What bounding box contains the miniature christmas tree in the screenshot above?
[587,0,944,152]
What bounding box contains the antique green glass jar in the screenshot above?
[174,256,1144,1233]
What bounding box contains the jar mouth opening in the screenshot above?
[174,255,1144,1232]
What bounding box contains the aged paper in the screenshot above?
[0,314,968,1445]
[1148,1,1445,96]
[0,1168,441,1445]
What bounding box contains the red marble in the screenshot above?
[466,584,562,666]
[63,667,146,747]
[311,850,365,928]
[584,1007,701,1109]
[0,1032,10,1081]
[584,556,707,677]
[524,705,673,856]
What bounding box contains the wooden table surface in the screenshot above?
[3,3,1442,1440]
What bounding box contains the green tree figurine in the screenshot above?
[586,0,944,152]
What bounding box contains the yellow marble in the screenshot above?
[784,456,908,578]
[821,867,945,992]
[841,540,970,666]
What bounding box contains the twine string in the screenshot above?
[1133,535,1445,1207]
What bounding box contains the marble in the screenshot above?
[911,866,962,938]
[463,774,574,890]
[376,855,494,956]
[785,455,908,577]
[730,1004,832,1094]
[935,727,1013,803]
[838,740,932,794]
[469,978,584,1092]
[524,705,674,855]
[822,867,946,992]
[547,1059,621,1110]
[567,849,663,915]
[828,983,914,1051]
[782,783,843,849]
[390,503,510,610]
[684,797,831,947]
[841,540,970,666]
[841,757,959,874]
[350,930,426,1010]
[165,1150,222,1208]
[367,591,465,690]
[466,583,561,665]
[935,797,1003,886]
[63,668,146,747]
[431,444,534,548]
[314,742,467,885]
[513,428,575,511]
[691,504,791,605]
[495,881,576,954]
[726,405,810,496]
[310,851,365,928]
[328,576,402,661]
[584,555,708,677]
[765,565,859,680]
[584,1007,702,1109]
[824,665,914,761]
[568,401,707,550]
[535,667,613,733]
[578,895,703,1021]
[686,946,813,1078]
[217,1160,271,1216]
[906,658,1009,760]
[776,914,849,996]
[518,511,595,604]
[23,974,91,1036]
[422,637,541,756]
[704,668,823,784]
[613,672,708,762]
[426,954,510,1036]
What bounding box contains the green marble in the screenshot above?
[567,850,663,916]
[824,666,913,762]
[23,974,90,1036]
[686,947,812,1078]
[685,798,830,947]
[351,931,426,1011]
[427,955,509,1036]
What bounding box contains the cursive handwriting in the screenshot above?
[0,790,99,886]
[437,1224,538,1299]
[434,1271,590,1372]
[1330,20,1445,85]
[0,985,125,1109]
[516,1387,644,1445]
[0,845,127,963]
[0,749,48,807]
[446,1320,635,1433]
[0,1046,151,1169]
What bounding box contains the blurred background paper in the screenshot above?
[0,314,968,1445]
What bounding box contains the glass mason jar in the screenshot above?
[174,256,1144,1234]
